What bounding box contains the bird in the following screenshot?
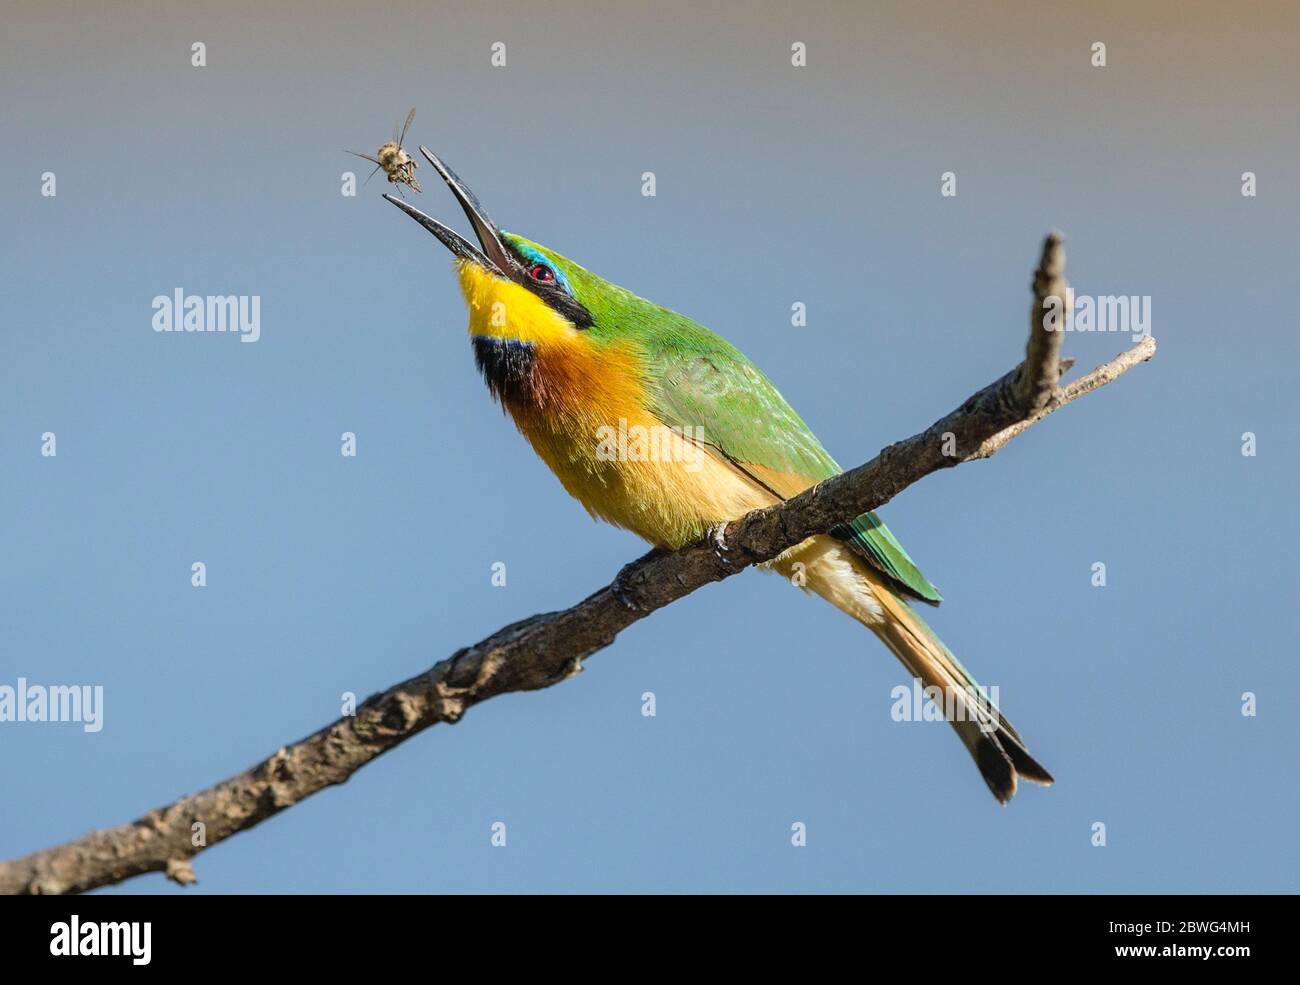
[384,146,1054,803]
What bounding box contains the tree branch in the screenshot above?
[0,235,1155,895]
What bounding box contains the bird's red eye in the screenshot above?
[529,264,555,283]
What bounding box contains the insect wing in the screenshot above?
[397,107,416,148]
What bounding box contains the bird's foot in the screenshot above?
[610,573,639,612]
[707,522,731,560]
[611,546,671,611]
[609,562,643,611]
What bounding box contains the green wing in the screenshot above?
[647,329,841,482]
[642,320,943,605]
[833,512,942,605]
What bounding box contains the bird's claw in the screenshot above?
[611,547,671,611]
[611,567,642,612]
[708,523,730,559]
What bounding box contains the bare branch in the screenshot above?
[1017,232,1068,413]
[0,235,1156,895]
[972,334,1155,460]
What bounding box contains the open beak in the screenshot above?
[384,146,517,278]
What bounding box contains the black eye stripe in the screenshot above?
[548,292,594,329]
[505,243,595,328]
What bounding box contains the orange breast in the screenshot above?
[500,339,779,548]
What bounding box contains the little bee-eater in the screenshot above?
[386,147,1053,803]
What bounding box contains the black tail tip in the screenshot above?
[976,740,1017,804]
[975,734,1054,804]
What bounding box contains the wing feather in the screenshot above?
[645,333,941,603]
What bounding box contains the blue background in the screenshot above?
[2,1,1297,892]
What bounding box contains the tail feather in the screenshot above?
[869,578,1054,803]
[778,535,1053,804]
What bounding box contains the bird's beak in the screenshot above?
[384,146,517,278]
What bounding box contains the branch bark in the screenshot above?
[0,235,1155,895]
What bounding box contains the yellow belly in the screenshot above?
[511,406,777,548]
